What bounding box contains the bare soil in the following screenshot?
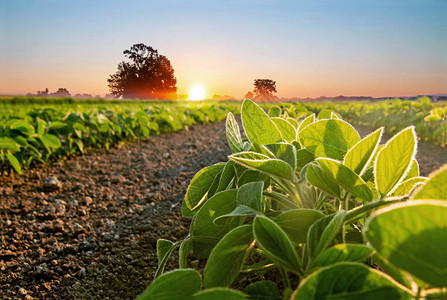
[1,121,446,299]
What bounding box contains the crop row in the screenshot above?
[0,100,240,174]
[296,97,447,147]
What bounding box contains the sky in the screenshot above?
[0,0,446,99]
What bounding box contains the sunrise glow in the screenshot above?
[189,85,206,100]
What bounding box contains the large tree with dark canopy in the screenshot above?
[253,79,277,102]
[108,43,177,99]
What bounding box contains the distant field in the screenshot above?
[1,96,446,175]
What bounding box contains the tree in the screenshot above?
[51,88,71,97]
[253,79,277,102]
[108,43,177,99]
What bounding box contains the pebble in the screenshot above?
[84,196,93,206]
[54,199,67,214]
[43,176,61,191]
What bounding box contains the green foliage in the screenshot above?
[0,99,239,174]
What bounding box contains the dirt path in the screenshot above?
[1,121,446,299]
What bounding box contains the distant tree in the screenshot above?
[244,91,254,99]
[253,79,277,102]
[108,43,177,99]
[36,88,49,96]
[51,88,71,97]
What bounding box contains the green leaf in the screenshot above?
[182,163,226,217]
[204,225,254,288]
[299,119,360,160]
[316,158,373,201]
[403,159,419,180]
[274,209,325,244]
[305,162,341,199]
[0,137,20,151]
[230,152,294,181]
[307,211,346,261]
[317,110,341,120]
[374,127,417,198]
[309,244,374,272]
[154,239,176,279]
[10,120,34,135]
[271,117,296,143]
[413,164,447,200]
[389,177,428,197]
[292,262,413,300]
[37,119,46,136]
[241,99,282,151]
[268,106,281,117]
[216,161,236,192]
[296,113,315,133]
[253,216,301,272]
[41,134,61,149]
[179,237,190,269]
[263,143,297,171]
[372,253,412,289]
[237,170,270,189]
[6,153,22,174]
[137,269,201,300]
[344,127,383,175]
[226,112,244,153]
[243,281,280,300]
[191,190,241,258]
[364,200,447,287]
[194,288,247,300]
[237,181,264,211]
[296,149,315,171]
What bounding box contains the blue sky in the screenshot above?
[1,0,446,98]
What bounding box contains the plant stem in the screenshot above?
[344,198,406,224]
[280,267,291,290]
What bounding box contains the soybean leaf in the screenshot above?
[271,117,296,143]
[6,153,22,174]
[41,134,61,149]
[203,225,254,288]
[389,177,428,197]
[37,119,46,136]
[413,164,447,200]
[296,149,315,171]
[182,162,226,217]
[274,209,325,244]
[364,200,447,287]
[317,110,337,120]
[307,211,346,261]
[10,120,34,135]
[237,169,270,189]
[243,281,280,300]
[292,262,413,300]
[179,237,190,269]
[226,112,244,153]
[216,161,236,192]
[305,162,341,199]
[154,239,176,279]
[372,253,412,289]
[230,152,294,181]
[214,205,261,225]
[194,288,247,300]
[191,190,241,258]
[253,216,301,272]
[298,119,360,160]
[344,127,383,175]
[263,143,297,171]
[317,158,373,201]
[0,137,20,151]
[241,99,282,151]
[403,159,419,180]
[268,106,281,117]
[309,244,374,272]
[207,168,223,198]
[296,113,315,134]
[137,269,201,300]
[287,117,299,129]
[237,181,264,211]
[374,127,416,198]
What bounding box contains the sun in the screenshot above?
[189,85,206,101]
